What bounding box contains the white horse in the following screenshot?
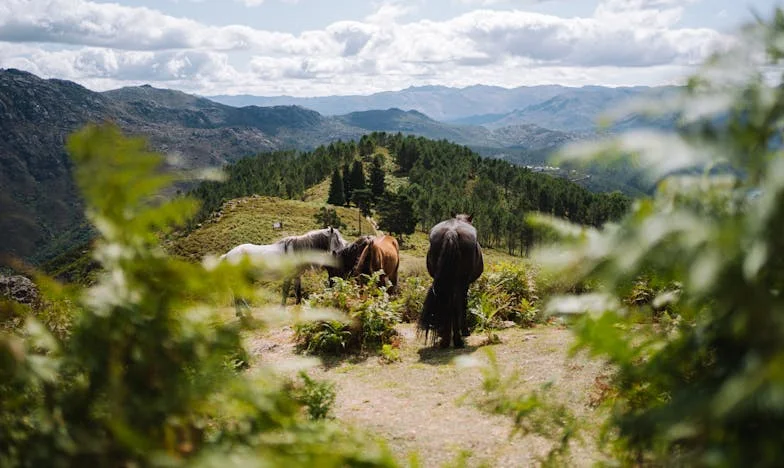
[221,226,347,305]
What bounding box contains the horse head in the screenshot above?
[326,225,347,253]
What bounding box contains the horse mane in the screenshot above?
[278,227,345,253]
[337,236,373,273]
[354,238,374,277]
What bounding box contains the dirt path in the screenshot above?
[248,323,607,467]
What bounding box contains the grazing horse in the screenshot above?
[325,236,375,286]
[325,235,400,292]
[221,226,347,305]
[354,235,400,292]
[418,214,484,348]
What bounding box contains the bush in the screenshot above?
[296,273,400,355]
[510,11,784,466]
[0,124,397,467]
[291,371,337,420]
[468,262,541,329]
[391,275,429,323]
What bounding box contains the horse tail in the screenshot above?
[418,230,460,344]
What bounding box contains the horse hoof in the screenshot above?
[453,338,465,349]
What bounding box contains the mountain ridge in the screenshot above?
[208,83,676,122]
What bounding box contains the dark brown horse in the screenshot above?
[418,214,484,348]
[326,235,400,292]
[354,235,400,292]
[325,236,374,286]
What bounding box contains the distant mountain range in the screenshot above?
[210,84,678,131]
[0,68,673,262]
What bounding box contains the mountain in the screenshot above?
[0,69,359,261]
[209,84,569,121]
[208,84,678,124]
[484,86,679,132]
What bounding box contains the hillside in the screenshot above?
[0,69,355,261]
[1,69,646,264]
[169,196,377,261]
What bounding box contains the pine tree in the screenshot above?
[348,160,366,202]
[327,168,345,206]
[377,192,416,241]
[359,134,375,158]
[352,188,374,236]
[341,162,352,206]
[370,155,386,200]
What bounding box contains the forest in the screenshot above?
[188,132,630,255]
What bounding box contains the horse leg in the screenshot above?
[234,295,250,318]
[281,277,291,306]
[461,285,471,337]
[452,294,465,349]
[294,275,303,304]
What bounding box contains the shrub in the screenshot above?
[291,371,337,420]
[468,262,541,329]
[296,273,400,355]
[391,275,429,323]
[510,11,784,466]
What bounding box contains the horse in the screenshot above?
[325,236,375,286]
[418,214,484,348]
[221,226,347,305]
[354,235,400,292]
[325,235,400,292]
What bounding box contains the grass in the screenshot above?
[302,178,331,203]
[168,196,377,260]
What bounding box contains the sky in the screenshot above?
[0,0,781,96]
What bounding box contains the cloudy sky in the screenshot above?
[0,0,780,96]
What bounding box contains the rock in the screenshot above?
[0,275,40,306]
[498,320,517,329]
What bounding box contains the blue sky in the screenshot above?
[0,0,781,96]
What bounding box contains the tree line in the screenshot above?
[188,132,631,255]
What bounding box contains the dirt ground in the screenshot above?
[247,323,608,467]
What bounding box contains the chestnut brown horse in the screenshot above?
[326,235,400,292]
[418,214,484,348]
[354,235,400,292]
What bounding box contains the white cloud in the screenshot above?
[0,0,737,95]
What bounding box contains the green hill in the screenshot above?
[168,196,377,261]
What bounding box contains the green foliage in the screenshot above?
[376,191,417,240]
[380,343,401,363]
[352,188,374,217]
[529,11,784,466]
[348,160,367,202]
[0,124,397,467]
[370,155,386,200]
[327,168,346,206]
[391,275,429,323]
[359,135,375,158]
[296,274,400,356]
[468,262,541,329]
[314,206,347,231]
[291,371,337,420]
